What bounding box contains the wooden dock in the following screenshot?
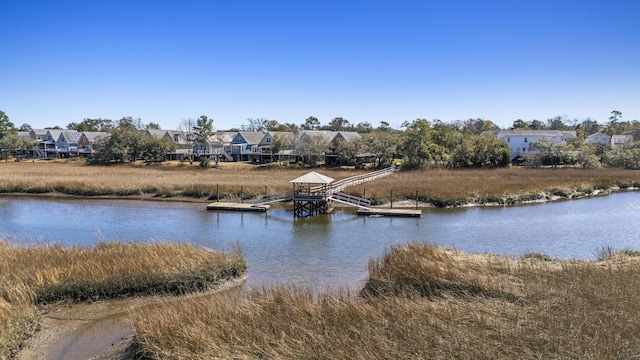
[356,208,421,217]
[206,202,270,212]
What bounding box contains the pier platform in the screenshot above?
[206,202,270,212]
[356,208,422,217]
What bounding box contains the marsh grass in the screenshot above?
[0,241,246,358]
[0,162,362,200]
[348,167,640,206]
[134,243,640,359]
[5,162,640,206]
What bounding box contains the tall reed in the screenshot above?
[0,240,247,359]
[133,243,640,359]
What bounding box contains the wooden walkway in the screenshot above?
[206,203,269,212]
[207,166,420,217]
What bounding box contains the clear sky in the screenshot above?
[2,0,639,131]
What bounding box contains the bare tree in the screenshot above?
[243,117,267,132]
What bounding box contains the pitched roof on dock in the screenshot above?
[289,171,335,184]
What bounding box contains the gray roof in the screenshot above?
[300,130,339,142]
[588,132,610,138]
[560,131,577,139]
[269,131,297,144]
[146,129,169,138]
[290,171,335,184]
[237,131,266,144]
[83,131,109,143]
[500,130,565,137]
[60,131,83,143]
[337,131,362,142]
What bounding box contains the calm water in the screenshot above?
[1,193,640,290]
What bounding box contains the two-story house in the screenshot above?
[497,130,576,162]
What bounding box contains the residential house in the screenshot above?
[295,130,363,165]
[79,132,109,154]
[496,130,576,163]
[44,129,76,157]
[611,135,633,148]
[29,129,48,142]
[145,130,194,161]
[193,132,235,161]
[56,132,83,157]
[229,131,266,161]
[586,133,611,146]
[269,131,298,162]
[28,129,50,158]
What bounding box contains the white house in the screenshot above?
[497,130,576,162]
[611,135,633,148]
[586,132,611,145]
[56,132,83,156]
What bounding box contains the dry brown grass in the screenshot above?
[349,167,640,206]
[0,161,363,199]
[0,241,246,358]
[2,162,640,205]
[133,243,640,359]
[0,241,246,303]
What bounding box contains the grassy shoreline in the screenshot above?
[2,161,640,207]
[0,241,246,359]
[133,243,640,359]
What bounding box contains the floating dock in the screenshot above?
[206,202,270,212]
[356,208,422,217]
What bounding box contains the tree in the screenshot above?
[546,116,567,130]
[146,122,161,130]
[0,110,16,140]
[295,134,329,166]
[265,120,298,132]
[243,117,267,132]
[610,110,622,122]
[0,133,31,161]
[67,118,114,132]
[511,119,528,129]
[401,119,437,169]
[117,116,139,131]
[334,140,359,166]
[529,119,547,130]
[18,123,32,131]
[88,128,145,165]
[140,136,174,164]
[378,121,391,131]
[362,130,399,168]
[354,121,372,133]
[301,116,320,130]
[327,117,349,131]
[193,115,215,166]
[577,118,600,136]
[455,118,494,135]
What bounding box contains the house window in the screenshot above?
[174,134,180,142]
[523,148,526,153]
[266,137,271,143]
[524,137,528,143]
[507,137,510,142]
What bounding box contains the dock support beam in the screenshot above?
[293,199,328,218]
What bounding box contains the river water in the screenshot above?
[2,193,640,290]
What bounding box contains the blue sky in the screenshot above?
[2,0,639,131]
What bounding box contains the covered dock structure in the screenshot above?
[290,171,334,218]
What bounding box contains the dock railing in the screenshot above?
[311,167,396,196]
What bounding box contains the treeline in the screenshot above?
[3,109,640,169]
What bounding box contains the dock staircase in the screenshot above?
[329,192,371,209]
[221,151,233,161]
